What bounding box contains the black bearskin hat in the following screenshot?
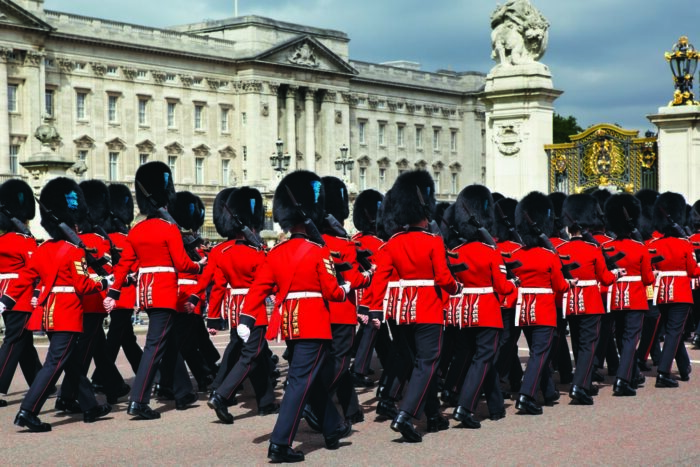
[0,178,35,232]
[652,191,687,236]
[106,183,134,234]
[589,189,611,231]
[172,191,205,232]
[39,177,88,240]
[454,185,494,242]
[377,188,401,241]
[515,191,554,248]
[562,194,600,231]
[493,197,518,243]
[604,194,641,238]
[135,161,176,216]
[78,180,110,233]
[273,170,325,230]
[548,192,567,231]
[440,204,463,249]
[691,200,700,229]
[353,189,384,234]
[389,170,436,227]
[213,187,236,238]
[635,189,659,240]
[322,176,350,222]
[227,187,264,233]
[492,192,505,204]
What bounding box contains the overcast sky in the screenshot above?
[43,0,700,133]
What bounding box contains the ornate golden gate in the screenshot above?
[545,124,658,194]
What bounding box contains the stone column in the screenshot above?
[0,48,11,175]
[319,90,337,177]
[304,88,316,172]
[285,86,298,171]
[262,81,280,191]
[240,81,263,184]
[648,106,700,202]
[481,64,562,197]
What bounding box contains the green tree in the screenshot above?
[553,113,583,144]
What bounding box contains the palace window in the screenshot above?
[139,153,149,166]
[358,121,367,145]
[451,172,459,195]
[109,152,119,181]
[397,125,405,147]
[221,159,231,185]
[378,123,386,146]
[45,89,54,117]
[7,84,18,113]
[138,98,149,126]
[9,145,19,175]
[107,95,119,123]
[379,168,386,186]
[450,130,458,152]
[220,107,230,133]
[168,156,177,179]
[359,167,367,191]
[434,171,441,192]
[107,66,118,76]
[167,102,176,128]
[166,74,176,82]
[77,150,88,179]
[194,104,204,130]
[415,126,423,149]
[433,128,441,151]
[137,70,148,79]
[76,91,88,120]
[195,157,204,184]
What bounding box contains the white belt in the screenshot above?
[461,287,494,294]
[139,267,176,274]
[617,276,641,282]
[563,282,597,317]
[607,276,642,312]
[178,279,198,285]
[654,271,688,305]
[227,287,249,295]
[516,288,553,326]
[286,291,322,300]
[398,279,434,287]
[0,273,19,280]
[51,286,75,293]
[575,280,598,287]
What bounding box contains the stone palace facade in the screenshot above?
[1,0,486,235]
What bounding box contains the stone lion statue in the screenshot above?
[490,0,549,66]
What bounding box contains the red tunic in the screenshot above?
[79,232,112,314]
[557,238,616,316]
[108,218,201,311]
[323,233,371,325]
[211,241,267,328]
[449,241,515,328]
[352,233,384,306]
[188,240,234,320]
[360,245,399,319]
[245,236,347,340]
[373,229,461,325]
[109,232,137,310]
[602,238,655,311]
[496,240,521,309]
[510,246,569,327]
[649,236,700,304]
[0,232,37,312]
[1,240,105,332]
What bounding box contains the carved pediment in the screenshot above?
[414,159,428,170]
[357,155,371,167]
[0,2,54,31]
[396,158,410,169]
[219,145,236,158]
[377,157,391,168]
[165,142,184,155]
[193,144,211,157]
[432,160,445,171]
[106,137,127,151]
[449,162,462,172]
[253,36,357,76]
[136,139,156,153]
[73,135,95,149]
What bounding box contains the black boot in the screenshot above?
[376,399,399,419]
[426,412,449,433]
[268,443,304,463]
[84,404,112,423]
[390,411,422,442]
[127,401,161,420]
[655,373,679,388]
[324,421,352,449]
[612,378,636,396]
[569,385,593,405]
[453,406,481,429]
[175,392,198,410]
[302,405,322,433]
[207,392,233,424]
[515,394,542,415]
[14,409,51,432]
[55,397,82,414]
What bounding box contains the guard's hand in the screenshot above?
[208,328,218,336]
[30,296,38,307]
[198,256,208,267]
[358,314,369,325]
[341,283,351,295]
[103,297,116,313]
[184,302,195,314]
[510,277,521,288]
[567,278,579,288]
[371,318,381,329]
[0,302,5,314]
[237,323,251,343]
[612,268,627,279]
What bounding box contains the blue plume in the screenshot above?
[124,196,129,206]
[250,198,256,214]
[164,173,170,189]
[18,192,24,205]
[189,203,195,217]
[484,200,488,212]
[65,191,79,210]
[199,209,205,220]
[547,209,551,218]
[427,187,431,197]
[377,201,382,210]
[341,188,345,201]
[311,181,321,204]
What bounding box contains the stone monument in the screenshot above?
[481,0,562,196]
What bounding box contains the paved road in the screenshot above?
[2,332,700,466]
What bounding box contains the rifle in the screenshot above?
[284,186,325,246]
[354,245,374,272]
[460,200,498,248]
[0,203,33,237]
[35,197,110,277]
[222,204,263,249]
[523,211,579,279]
[324,214,349,238]
[92,222,122,265]
[648,248,665,265]
[499,251,523,282]
[135,180,203,261]
[622,206,644,242]
[495,202,523,245]
[658,205,687,238]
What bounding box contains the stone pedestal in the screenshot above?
[481,63,562,197]
[648,105,700,201]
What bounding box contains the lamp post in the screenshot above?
[665,36,700,106]
[334,143,354,181]
[270,138,291,176]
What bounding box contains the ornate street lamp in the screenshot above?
[665,36,700,106]
[334,143,354,179]
[270,138,291,174]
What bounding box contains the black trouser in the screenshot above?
[637,301,662,365]
[216,325,275,409]
[211,330,242,390]
[458,327,502,414]
[189,314,220,372]
[93,308,142,385]
[21,332,98,414]
[374,322,393,372]
[551,309,573,383]
[378,322,413,402]
[612,310,644,382]
[497,308,523,392]
[270,340,338,446]
[594,313,619,373]
[353,322,379,376]
[60,313,125,401]
[442,327,470,397]
[160,313,213,387]
[568,314,601,390]
[520,326,556,399]
[399,324,443,419]
[130,308,192,404]
[0,310,41,394]
[327,324,361,419]
[438,326,460,383]
[657,303,691,375]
